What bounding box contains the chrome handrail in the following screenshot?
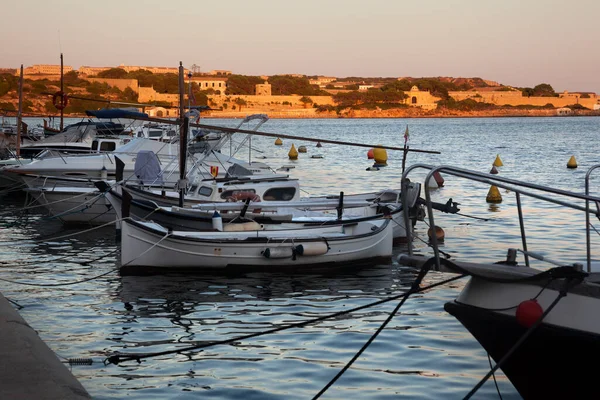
[402,164,600,272]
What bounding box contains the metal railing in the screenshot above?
[401,164,600,272]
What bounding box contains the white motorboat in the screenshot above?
[24,185,114,226]
[398,164,600,400]
[120,217,393,274]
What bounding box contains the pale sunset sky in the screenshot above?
[2,0,598,93]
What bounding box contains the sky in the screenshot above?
[2,0,599,93]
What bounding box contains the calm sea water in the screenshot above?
[1,116,599,399]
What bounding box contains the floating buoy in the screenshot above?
[490,165,499,174]
[288,144,298,160]
[373,146,387,165]
[427,171,444,188]
[275,138,283,146]
[316,141,322,148]
[298,145,307,153]
[367,148,374,159]
[567,155,577,169]
[366,166,380,171]
[493,154,503,167]
[427,225,445,242]
[516,299,543,327]
[311,154,323,159]
[486,185,502,203]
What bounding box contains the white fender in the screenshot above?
[295,242,329,256]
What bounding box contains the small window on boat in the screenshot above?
[149,130,162,138]
[198,186,213,197]
[92,140,99,150]
[99,141,116,152]
[263,187,296,201]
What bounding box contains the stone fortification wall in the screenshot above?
[448,90,600,109]
[138,87,179,103]
[84,78,139,93]
[210,94,335,108]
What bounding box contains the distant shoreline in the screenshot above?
[15,108,600,120]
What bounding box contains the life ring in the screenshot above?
[52,91,69,110]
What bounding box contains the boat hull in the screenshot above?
[120,219,393,274]
[445,301,600,399]
[26,187,115,225]
[111,185,414,243]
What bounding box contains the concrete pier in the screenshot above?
[0,293,91,399]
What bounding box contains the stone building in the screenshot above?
[405,86,441,110]
[190,77,228,94]
[255,82,272,96]
[23,64,73,75]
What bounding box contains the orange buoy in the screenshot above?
[493,154,503,167]
[486,185,502,203]
[373,146,387,166]
[367,148,374,159]
[490,165,499,174]
[567,155,577,169]
[275,138,283,146]
[516,299,543,327]
[427,226,445,242]
[288,144,298,160]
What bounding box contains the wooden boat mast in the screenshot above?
[60,53,64,131]
[16,64,23,158]
[178,61,189,208]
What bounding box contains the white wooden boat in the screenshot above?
[102,181,424,243]
[398,164,600,400]
[120,217,393,274]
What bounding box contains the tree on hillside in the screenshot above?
[299,96,313,108]
[0,74,19,97]
[226,75,264,95]
[269,75,329,96]
[234,97,247,112]
[97,68,128,79]
[533,83,556,97]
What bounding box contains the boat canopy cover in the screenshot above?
[134,150,163,185]
[85,108,149,119]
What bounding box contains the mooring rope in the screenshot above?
[312,258,432,399]
[103,262,465,365]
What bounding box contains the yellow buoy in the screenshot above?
[373,146,387,166]
[275,138,283,146]
[567,155,578,169]
[493,154,503,167]
[288,144,298,160]
[298,145,307,153]
[486,185,502,203]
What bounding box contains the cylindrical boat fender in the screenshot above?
[223,221,264,231]
[262,247,294,259]
[212,210,223,231]
[295,242,329,256]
